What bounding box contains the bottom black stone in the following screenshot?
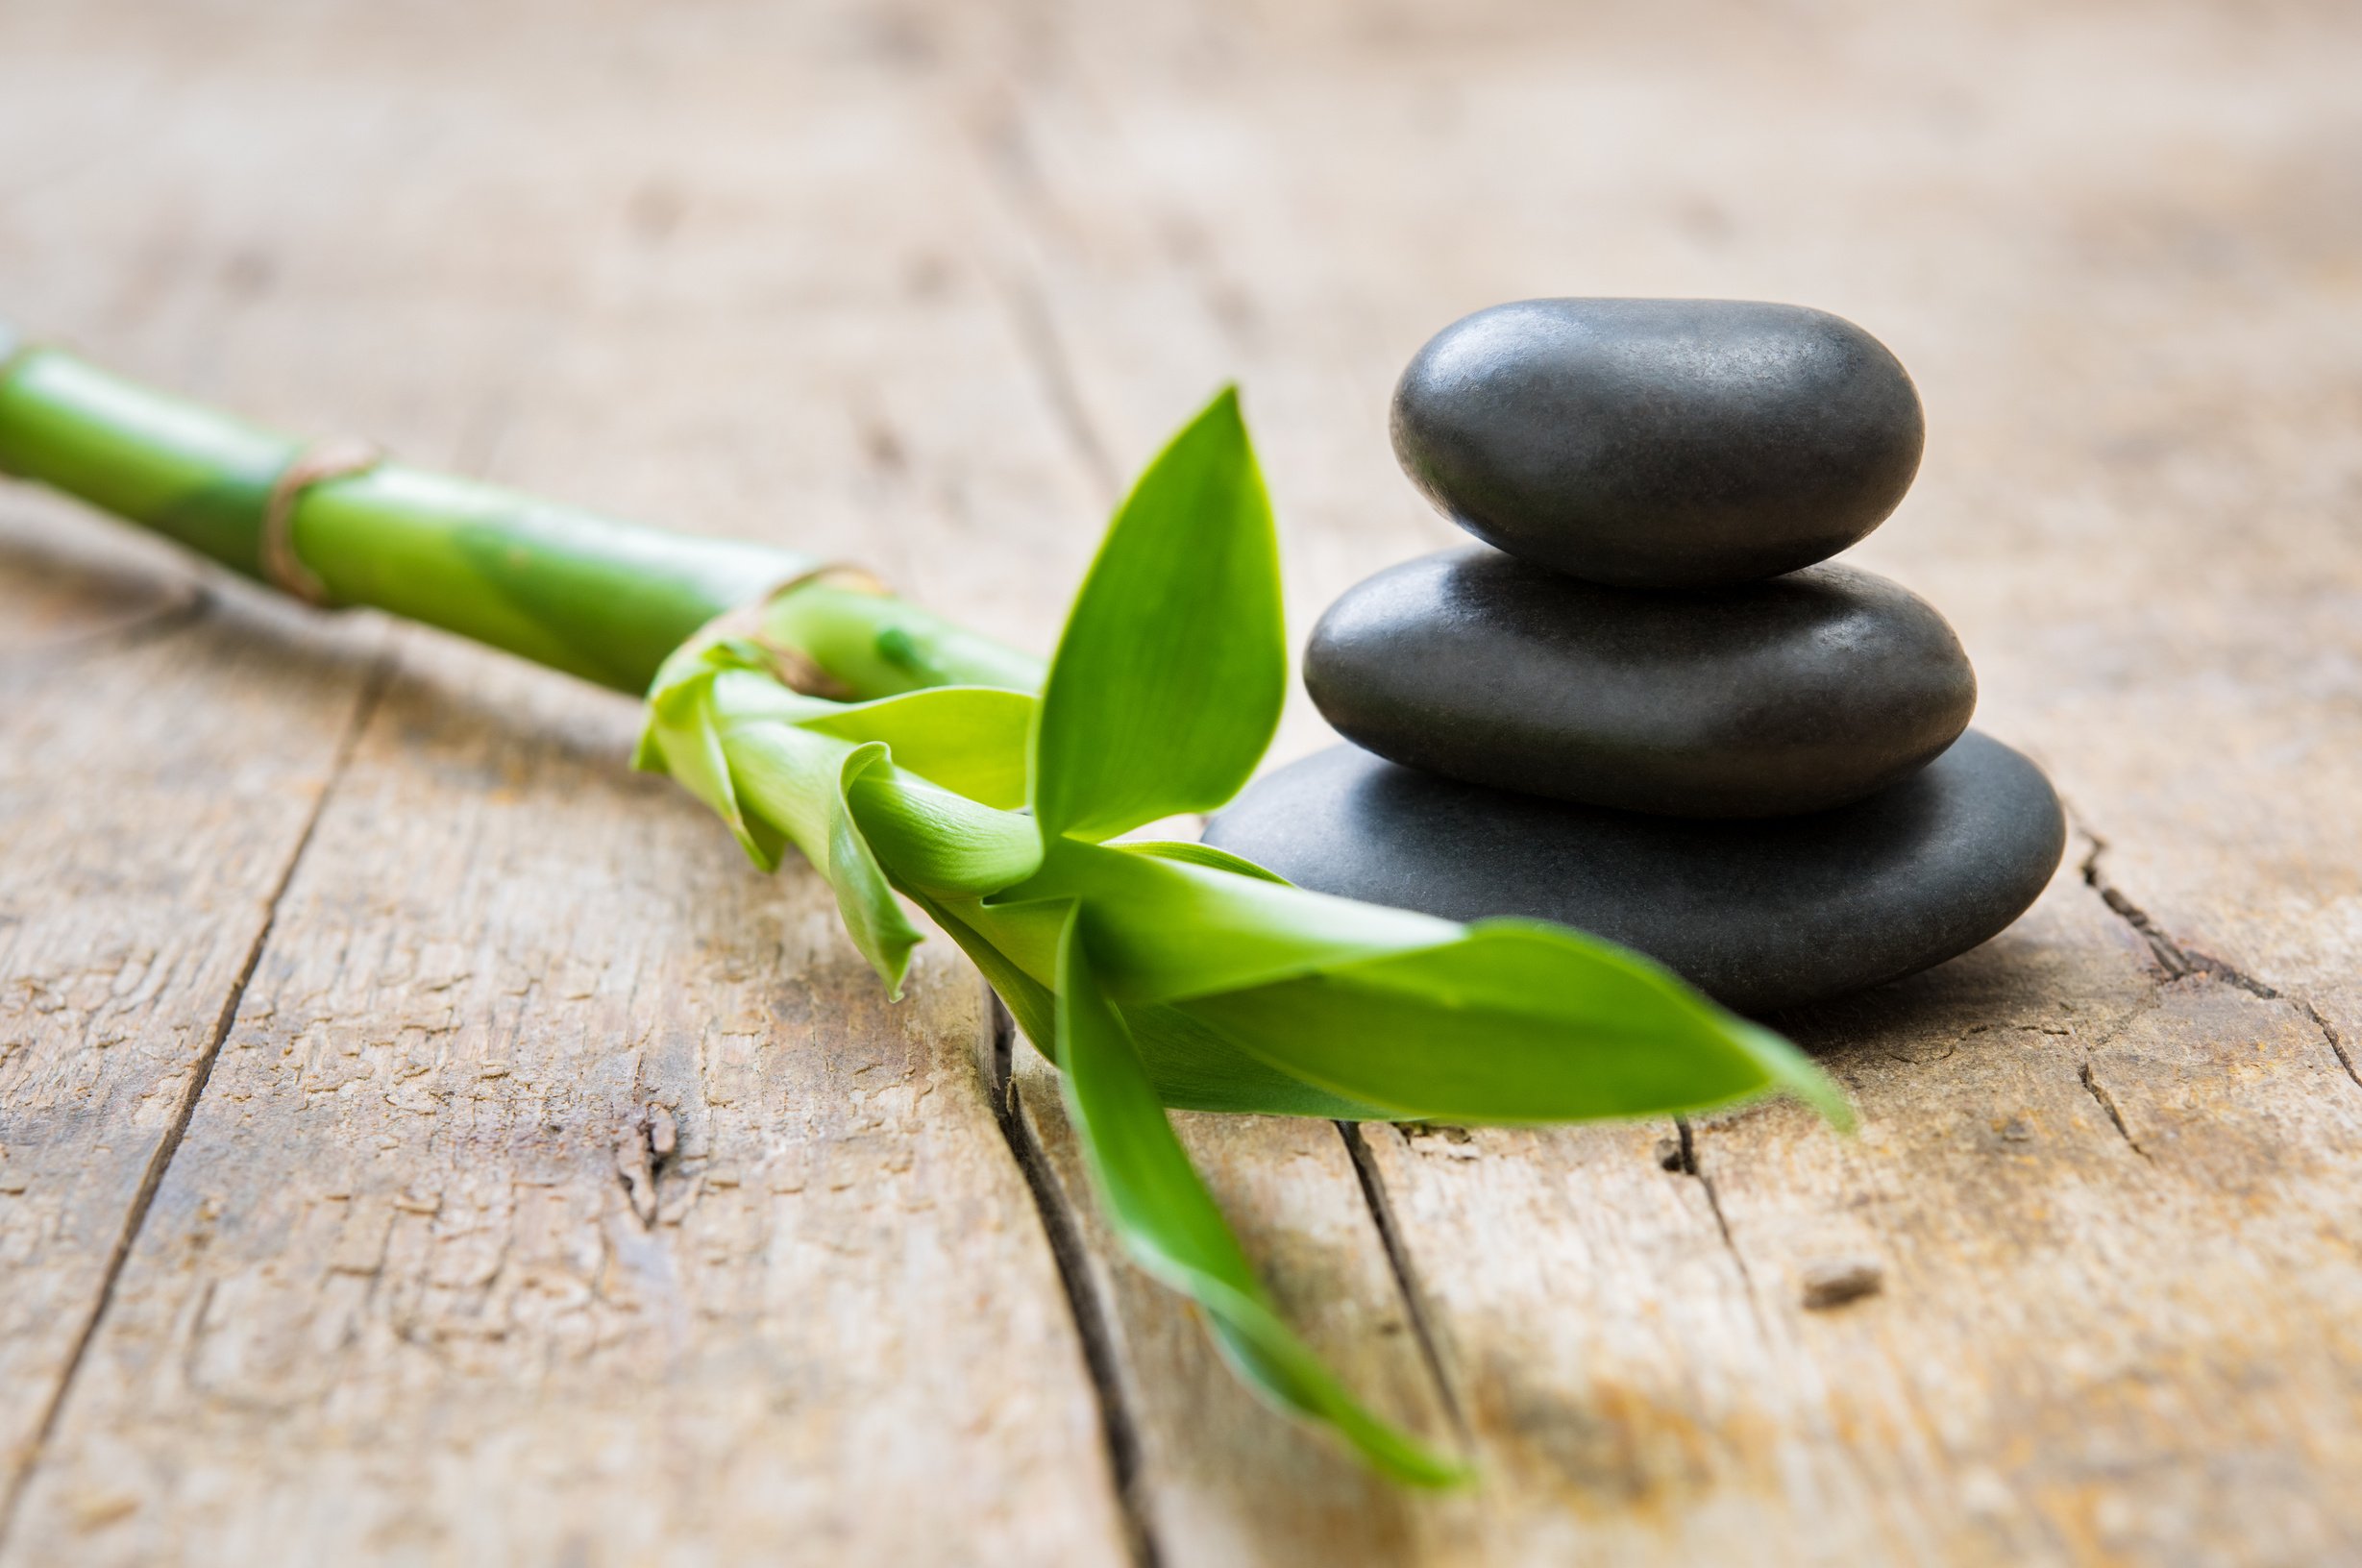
[1203,730,2065,1014]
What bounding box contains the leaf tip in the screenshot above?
[1182,382,1249,453]
[1391,1446,1480,1490]
[1734,1018,1856,1132]
[867,923,923,1002]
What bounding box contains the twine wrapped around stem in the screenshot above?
[258,436,383,606]
[688,564,893,698]
[0,340,1033,696]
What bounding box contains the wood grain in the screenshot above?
[3,0,2359,1562]
[0,8,1134,1563]
[2,637,1126,1565]
[1007,1050,1475,1564]
[0,532,373,1501]
[961,2,2362,1561]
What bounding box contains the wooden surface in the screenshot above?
[2,2,2357,1563]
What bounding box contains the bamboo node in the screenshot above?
[260,437,383,607]
[699,565,891,699]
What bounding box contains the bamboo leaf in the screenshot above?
[846,766,1042,896]
[1001,837,1454,1004]
[722,724,923,994]
[826,749,923,993]
[798,685,1035,810]
[1030,387,1285,844]
[1186,920,1851,1127]
[1053,909,1469,1486]
[996,840,1847,1124]
[637,668,780,869]
[706,674,1036,811]
[904,887,1062,1054]
[1116,997,1394,1118]
[1124,839,1293,884]
[910,889,1389,1118]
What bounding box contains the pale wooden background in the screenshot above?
[2,2,2358,1563]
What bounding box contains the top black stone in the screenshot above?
[1391,298,1926,587]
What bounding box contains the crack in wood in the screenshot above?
[2079,1060,2152,1161]
[969,98,1122,506]
[982,991,1163,1568]
[614,1102,689,1229]
[0,648,392,1549]
[2298,1001,2361,1093]
[1668,1115,1766,1326]
[2079,827,2269,992]
[997,272,1122,507]
[2077,825,2361,1091]
[1335,1121,1469,1444]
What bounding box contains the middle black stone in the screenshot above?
[1304,547,1977,819]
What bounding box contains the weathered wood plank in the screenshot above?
[964,1,2362,1559]
[1366,885,2362,1563]
[0,5,1137,1561]
[0,59,452,1502]
[5,0,2358,1559]
[3,638,1127,1565]
[964,39,1485,1557]
[0,523,374,1502]
[1007,1053,1474,1563]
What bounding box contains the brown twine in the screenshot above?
[696,564,891,699]
[259,436,383,607]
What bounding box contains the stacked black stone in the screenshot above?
[1205,300,2065,1014]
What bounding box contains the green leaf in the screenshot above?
[636,666,776,867]
[722,723,923,995]
[1186,919,1851,1127]
[778,682,1036,811]
[846,766,1042,896]
[909,889,1388,1118]
[1053,909,1470,1486]
[902,887,1062,1057]
[1000,837,1453,1005]
[689,673,1035,813]
[1123,839,1294,884]
[1113,998,1394,1118]
[1030,388,1285,844]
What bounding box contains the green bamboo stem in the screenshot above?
[0,332,1043,698]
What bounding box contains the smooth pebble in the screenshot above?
[1203,731,2065,1014]
[1392,298,1925,587]
[1305,549,1976,818]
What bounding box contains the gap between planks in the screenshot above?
[984,992,1165,1568]
[0,649,392,1549]
[971,82,1122,510]
[967,86,1493,1515]
[964,110,1167,1562]
[1336,1120,1470,1443]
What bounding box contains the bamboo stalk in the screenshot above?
[0,333,1042,698]
[0,328,1840,1485]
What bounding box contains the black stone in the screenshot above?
[1304,549,1976,818]
[1202,732,2064,1014]
[1392,299,1925,587]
